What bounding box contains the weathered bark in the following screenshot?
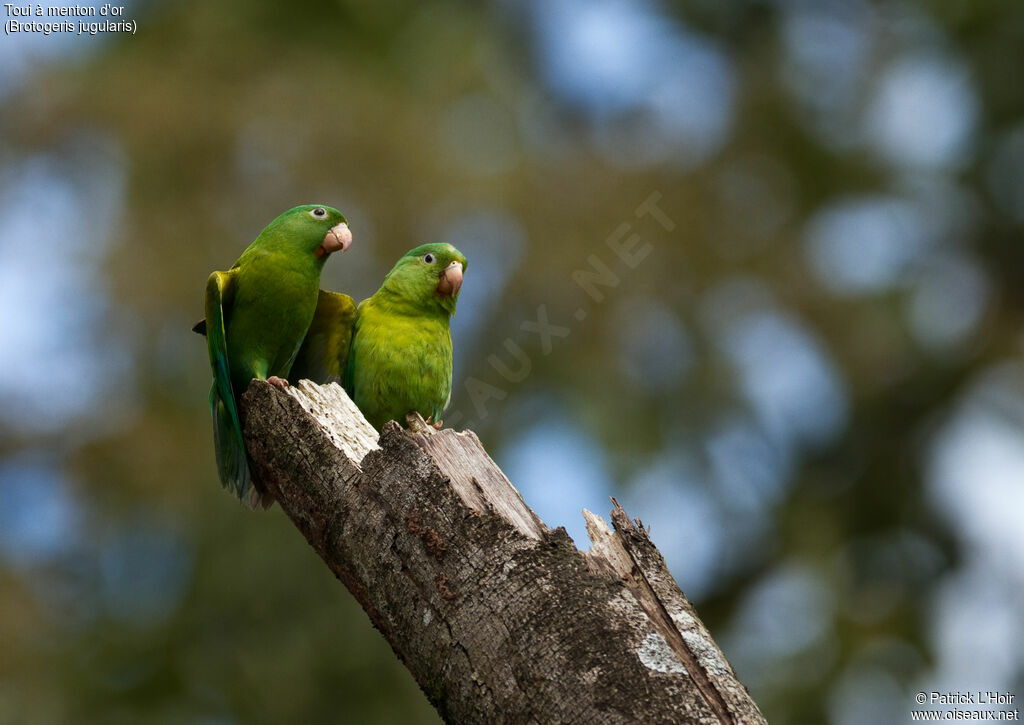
[241,379,766,725]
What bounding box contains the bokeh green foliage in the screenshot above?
[2,0,1023,723]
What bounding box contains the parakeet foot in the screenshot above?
[406,412,437,435]
[267,376,290,390]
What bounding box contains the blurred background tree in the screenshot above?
[1,0,1023,722]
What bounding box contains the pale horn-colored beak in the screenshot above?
[317,222,352,257]
[436,260,464,297]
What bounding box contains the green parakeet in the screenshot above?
[348,243,467,430]
[290,242,467,431]
[194,204,352,507]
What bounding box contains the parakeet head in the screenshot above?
[261,204,352,260]
[381,243,468,316]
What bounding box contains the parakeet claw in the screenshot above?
[267,376,290,390]
[433,420,443,430]
[406,412,437,435]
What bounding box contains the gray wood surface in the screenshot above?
[242,379,766,725]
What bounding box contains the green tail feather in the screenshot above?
[209,384,261,508]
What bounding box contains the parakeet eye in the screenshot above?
[310,207,327,219]
[423,253,436,264]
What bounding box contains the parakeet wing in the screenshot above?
[290,289,358,384]
[203,269,251,500]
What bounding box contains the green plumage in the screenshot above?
[197,204,350,507]
[288,289,358,384]
[348,243,467,430]
[291,242,467,431]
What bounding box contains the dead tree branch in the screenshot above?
[241,380,766,725]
